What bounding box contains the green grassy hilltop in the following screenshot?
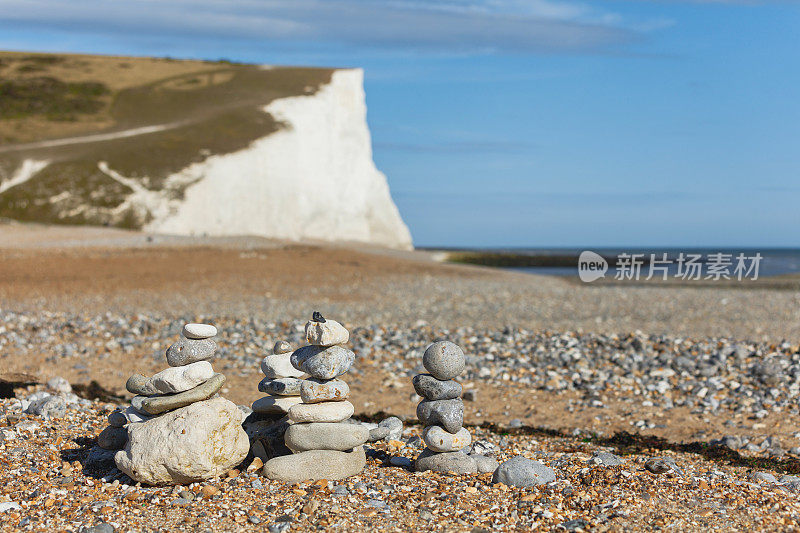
[0,51,334,228]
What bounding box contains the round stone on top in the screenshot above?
[305,312,349,346]
[182,323,217,340]
[422,341,465,381]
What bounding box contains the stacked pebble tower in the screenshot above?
[124,323,225,417]
[253,340,305,417]
[262,312,368,483]
[104,323,249,485]
[413,340,479,473]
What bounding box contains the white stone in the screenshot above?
[151,361,214,394]
[305,319,349,346]
[123,405,152,424]
[288,400,354,423]
[182,323,217,339]
[114,397,249,485]
[422,425,472,453]
[261,353,305,379]
[251,395,303,415]
[144,69,413,250]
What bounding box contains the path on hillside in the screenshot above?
[0,122,183,154]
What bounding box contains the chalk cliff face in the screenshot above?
[148,69,412,249]
[0,53,412,249]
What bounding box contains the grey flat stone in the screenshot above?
[492,456,556,487]
[291,345,355,380]
[412,374,462,400]
[423,341,465,381]
[165,338,217,367]
[300,378,350,403]
[414,448,477,474]
[136,373,225,415]
[284,422,368,452]
[259,377,303,396]
[126,374,159,396]
[263,446,366,482]
[417,398,463,433]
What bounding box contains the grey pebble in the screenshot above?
[749,471,778,483]
[645,457,681,476]
[81,522,115,533]
[591,452,624,466]
[422,341,466,380]
[165,338,217,367]
[492,456,556,487]
[378,416,404,440]
[368,426,391,442]
[472,454,500,473]
[417,398,463,434]
[389,456,412,469]
[291,345,355,380]
[97,426,128,450]
[259,377,303,396]
[412,374,462,400]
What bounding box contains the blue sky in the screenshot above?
[1,0,798,247]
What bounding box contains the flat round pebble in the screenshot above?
[182,323,217,339]
[288,400,354,423]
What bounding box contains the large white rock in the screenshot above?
[114,397,249,485]
[145,69,413,250]
[151,361,214,394]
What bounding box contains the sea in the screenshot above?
[472,248,800,279]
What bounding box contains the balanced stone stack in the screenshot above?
[414,341,479,473]
[110,323,249,485]
[263,313,368,483]
[253,340,304,416]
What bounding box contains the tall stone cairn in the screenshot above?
[262,312,368,483]
[413,341,478,473]
[110,323,249,485]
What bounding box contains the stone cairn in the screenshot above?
[253,339,304,418]
[413,340,497,474]
[102,323,249,485]
[262,312,368,483]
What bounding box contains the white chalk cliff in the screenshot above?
[145,69,412,249]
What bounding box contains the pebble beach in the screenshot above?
[2,225,800,532]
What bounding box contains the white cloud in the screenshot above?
[0,0,651,53]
